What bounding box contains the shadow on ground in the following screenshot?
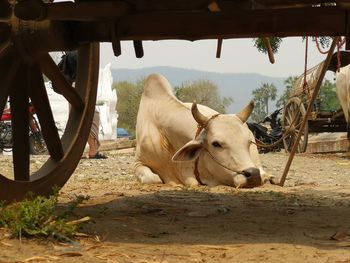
[72,188,350,249]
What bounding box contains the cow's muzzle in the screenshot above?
[241,167,262,188]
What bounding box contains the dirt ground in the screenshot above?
[2,148,350,262]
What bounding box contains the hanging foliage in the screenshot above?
[253,37,282,54]
[254,36,337,54]
[313,36,332,49]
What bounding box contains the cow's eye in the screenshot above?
[212,141,222,148]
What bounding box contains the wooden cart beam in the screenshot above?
[16,0,347,23]
[115,7,348,40]
[70,7,350,43]
[12,4,350,48]
[15,1,130,21]
[254,0,349,6]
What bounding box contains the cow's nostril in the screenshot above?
[242,167,260,178]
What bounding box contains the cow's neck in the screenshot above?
[160,101,199,146]
[194,154,217,186]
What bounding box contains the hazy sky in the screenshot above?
[100,37,337,79]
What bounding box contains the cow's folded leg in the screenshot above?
[262,173,276,184]
[183,176,200,186]
[178,166,200,186]
[135,165,163,184]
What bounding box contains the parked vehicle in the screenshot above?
[247,108,283,153]
[0,103,47,155]
[116,128,130,139]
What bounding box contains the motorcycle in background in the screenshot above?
[247,108,284,153]
[0,103,47,155]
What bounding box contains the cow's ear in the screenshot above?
[172,140,203,162]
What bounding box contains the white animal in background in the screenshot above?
[336,64,350,139]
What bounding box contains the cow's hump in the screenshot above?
[143,74,175,100]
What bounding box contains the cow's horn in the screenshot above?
[236,100,255,123]
[191,102,209,126]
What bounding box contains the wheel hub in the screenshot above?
[289,125,296,134]
[284,125,296,135]
[1,1,77,62]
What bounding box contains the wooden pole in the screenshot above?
[133,40,144,58]
[262,38,275,64]
[216,38,223,58]
[279,37,339,186]
[346,11,350,50]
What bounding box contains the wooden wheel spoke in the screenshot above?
[292,113,300,124]
[0,41,11,60]
[28,64,64,161]
[297,143,301,152]
[290,104,295,113]
[10,63,30,181]
[0,22,10,43]
[287,137,293,150]
[38,54,85,110]
[285,112,292,124]
[0,51,19,118]
[288,108,297,122]
[290,107,298,117]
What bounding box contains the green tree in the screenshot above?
[174,79,233,113]
[113,78,145,138]
[319,79,340,111]
[276,76,298,108]
[251,83,277,121]
[250,101,266,123]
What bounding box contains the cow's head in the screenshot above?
[172,101,263,188]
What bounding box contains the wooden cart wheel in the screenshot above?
[0,4,99,202]
[282,97,309,153]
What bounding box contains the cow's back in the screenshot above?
[135,74,203,184]
[142,73,176,101]
[136,74,184,128]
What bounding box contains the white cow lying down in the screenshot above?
[134,74,269,188]
[336,64,350,138]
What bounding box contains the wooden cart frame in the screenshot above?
[1,0,350,201]
[282,51,350,153]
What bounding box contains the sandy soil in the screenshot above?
[1,149,350,262]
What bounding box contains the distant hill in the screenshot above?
[111,66,286,114]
